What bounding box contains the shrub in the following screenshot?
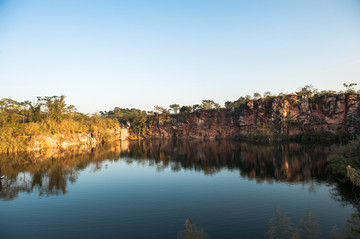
[331,137,360,183]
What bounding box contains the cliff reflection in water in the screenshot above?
[0,140,336,200]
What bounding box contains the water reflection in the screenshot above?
[178,208,360,239]
[177,209,360,239]
[331,213,360,239]
[120,140,336,186]
[0,143,128,200]
[177,218,207,239]
[266,207,321,239]
[0,167,3,192]
[265,207,360,239]
[0,139,341,201]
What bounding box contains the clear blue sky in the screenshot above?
[1,0,359,113]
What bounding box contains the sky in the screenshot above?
[0,0,360,113]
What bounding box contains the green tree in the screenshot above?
[169,104,180,114]
[180,105,192,113]
[296,85,317,97]
[42,95,67,122]
[23,99,43,122]
[253,92,261,99]
[343,83,357,94]
[201,100,220,110]
[154,105,168,114]
[192,104,201,112]
[0,98,23,125]
[264,91,273,98]
[224,101,233,109]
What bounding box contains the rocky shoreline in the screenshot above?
[145,94,360,141]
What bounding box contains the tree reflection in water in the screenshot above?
[0,143,127,200]
[0,139,348,201]
[178,209,359,239]
[265,207,320,239]
[331,213,360,239]
[0,139,359,238]
[265,207,360,239]
[177,218,207,239]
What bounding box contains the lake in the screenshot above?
[0,140,358,239]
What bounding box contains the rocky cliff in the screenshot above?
[146,94,360,140]
[26,127,129,152]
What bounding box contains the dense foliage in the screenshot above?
[0,96,119,153]
[331,137,360,206]
[100,107,148,138]
[331,138,360,183]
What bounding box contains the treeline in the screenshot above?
[225,83,358,109]
[0,95,76,124]
[1,83,359,151]
[99,83,359,138]
[162,83,359,113]
[0,95,119,153]
[98,99,223,138]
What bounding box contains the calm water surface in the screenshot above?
[0,140,358,239]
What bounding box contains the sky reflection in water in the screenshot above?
[0,140,358,239]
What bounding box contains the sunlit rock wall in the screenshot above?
[146,94,360,139]
[26,127,129,151]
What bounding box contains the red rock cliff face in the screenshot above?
[146,94,360,139]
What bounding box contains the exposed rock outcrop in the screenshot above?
[146,94,360,140]
[26,127,129,152]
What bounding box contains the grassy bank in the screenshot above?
[331,138,360,183]
[0,96,120,153]
[330,137,360,204]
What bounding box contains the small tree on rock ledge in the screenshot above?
[343,83,358,94]
[169,104,180,114]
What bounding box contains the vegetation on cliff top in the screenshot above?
[123,83,358,116]
[0,95,119,153]
[1,83,359,151]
